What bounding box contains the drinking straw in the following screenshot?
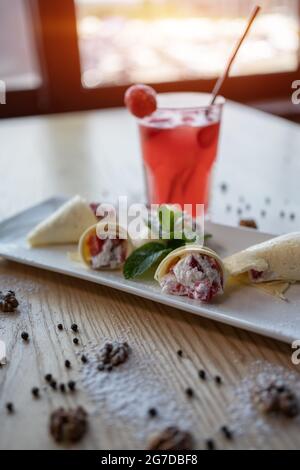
[210,5,261,105]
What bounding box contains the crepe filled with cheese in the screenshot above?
[155,245,225,302]
[27,196,97,247]
[79,221,133,270]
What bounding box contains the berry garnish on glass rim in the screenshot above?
[124,84,157,118]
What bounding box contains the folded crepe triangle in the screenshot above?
[224,232,300,280]
[227,273,291,300]
[27,196,97,246]
[224,232,300,300]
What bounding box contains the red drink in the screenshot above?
[138,93,224,214]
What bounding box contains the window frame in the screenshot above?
[1,0,300,118]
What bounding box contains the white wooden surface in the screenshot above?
[1,102,300,450]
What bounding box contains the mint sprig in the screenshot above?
[123,243,172,280]
[124,206,213,280]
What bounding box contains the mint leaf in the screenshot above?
[166,232,212,250]
[158,205,175,236]
[123,242,172,279]
[166,238,186,250]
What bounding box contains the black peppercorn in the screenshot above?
[68,380,76,391]
[65,360,71,369]
[73,338,79,345]
[50,380,57,390]
[221,425,233,440]
[71,323,78,332]
[6,402,14,413]
[81,355,88,364]
[31,387,40,398]
[21,331,29,341]
[148,408,157,418]
[177,349,183,357]
[185,387,194,398]
[45,374,52,383]
[57,324,63,330]
[215,375,222,385]
[220,183,228,193]
[60,383,66,393]
[199,369,206,380]
[206,438,215,450]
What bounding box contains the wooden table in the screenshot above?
[1,102,300,450]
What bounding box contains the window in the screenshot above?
[0,0,42,90]
[75,0,299,89]
[1,0,300,118]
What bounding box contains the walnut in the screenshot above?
[0,290,19,312]
[147,426,193,450]
[239,219,258,229]
[50,406,88,443]
[97,341,130,370]
[253,381,299,418]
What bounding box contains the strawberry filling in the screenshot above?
[89,203,100,217]
[250,269,264,281]
[160,254,223,302]
[87,234,126,269]
[249,269,277,283]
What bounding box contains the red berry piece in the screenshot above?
[197,123,219,148]
[89,203,99,216]
[250,269,263,280]
[87,234,103,257]
[124,84,157,118]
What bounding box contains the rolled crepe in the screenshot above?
[27,196,97,247]
[79,221,133,270]
[155,245,225,302]
[224,232,300,283]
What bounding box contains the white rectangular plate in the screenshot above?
[1,197,300,344]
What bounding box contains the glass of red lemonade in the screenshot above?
[137,93,225,215]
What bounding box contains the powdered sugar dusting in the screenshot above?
[79,340,196,442]
[0,276,45,365]
[0,275,43,297]
[229,361,300,440]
